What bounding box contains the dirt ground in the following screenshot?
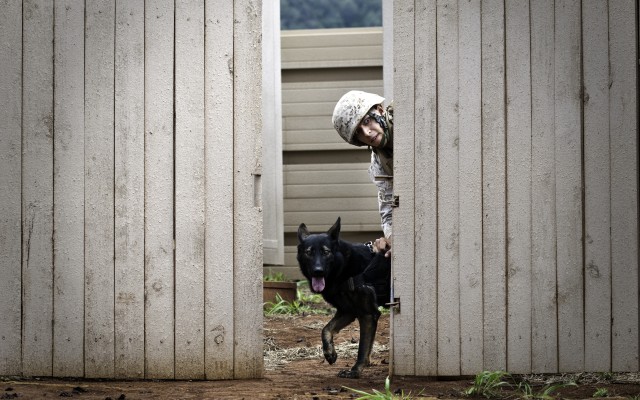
[2,309,640,399]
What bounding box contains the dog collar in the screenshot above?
[364,241,375,253]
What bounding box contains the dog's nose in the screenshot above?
[312,265,324,277]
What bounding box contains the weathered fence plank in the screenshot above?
[530,0,559,373]
[84,0,116,378]
[0,0,22,376]
[583,0,612,372]
[53,0,85,377]
[480,0,507,372]
[391,0,418,377]
[144,0,175,379]
[114,0,145,378]
[175,0,206,379]
[436,0,460,376]
[233,0,264,379]
[21,0,55,377]
[457,0,483,376]
[204,0,236,380]
[554,0,584,372]
[412,0,438,377]
[505,0,532,375]
[609,0,639,372]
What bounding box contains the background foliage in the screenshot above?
[280,0,382,30]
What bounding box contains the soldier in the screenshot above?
[332,90,393,257]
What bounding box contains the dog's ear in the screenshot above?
[327,217,341,241]
[297,223,310,242]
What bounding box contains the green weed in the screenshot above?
[593,387,609,398]
[464,371,510,398]
[516,380,578,400]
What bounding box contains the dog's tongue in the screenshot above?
[312,277,325,293]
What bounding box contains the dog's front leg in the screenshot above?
[322,311,355,365]
[338,313,379,379]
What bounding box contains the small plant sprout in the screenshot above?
[593,387,609,398]
[343,376,421,400]
[464,371,511,398]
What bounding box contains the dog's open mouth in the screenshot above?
[311,277,325,292]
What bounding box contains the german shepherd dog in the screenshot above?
[296,217,391,378]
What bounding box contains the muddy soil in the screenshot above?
[2,311,639,399]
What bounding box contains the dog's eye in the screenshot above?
[323,248,331,256]
[305,249,313,256]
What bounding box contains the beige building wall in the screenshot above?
[275,27,385,279]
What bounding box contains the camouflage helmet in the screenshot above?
[332,90,385,146]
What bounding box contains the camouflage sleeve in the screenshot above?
[368,152,393,239]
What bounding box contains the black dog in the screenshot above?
[296,217,391,378]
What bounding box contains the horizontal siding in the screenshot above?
[281,27,382,69]
[283,163,379,233]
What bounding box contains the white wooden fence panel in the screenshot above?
[204,0,236,380]
[0,0,22,376]
[114,0,145,379]
[505,0,532,374]
[84,0,116,378]
[530,0,559,373]
[0,0,263,381]
[175,0,206,379]
[53,0,85,377]
[583,0,612,372]
[609,0,639,372]
[144,0,175,379]
[21,0,55,377]
[554,0,584,372]
[393,0,638,377]
[391,0,418,377]
[457,0,482,376]
[436,0,461,376]
[480,0,507,372]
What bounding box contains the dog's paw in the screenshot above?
[337,369,361,379]
[324,349,337,365]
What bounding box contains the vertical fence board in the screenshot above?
[391,0,418,377]
[609,0,639,372]
[505,0,532,374]
[413,0,438,377]
[0,0,22,376]
[114,0,145,378]
[53,0,85,377]
[458,0,483,375]
[554,0,584,372]
[144,0,175,379]
[233,0,263,379]
[481,0,507,371]
[530,0,558,373]
[204,0,235,380]
[21,0,55,377]
[436,0,460,376]
[583,0,612,372]
[84,0,115,378]
[175,0,206,379]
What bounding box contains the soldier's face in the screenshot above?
[356,106,384,147]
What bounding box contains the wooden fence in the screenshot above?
[392,0,639,376]
[0,0,263,380]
